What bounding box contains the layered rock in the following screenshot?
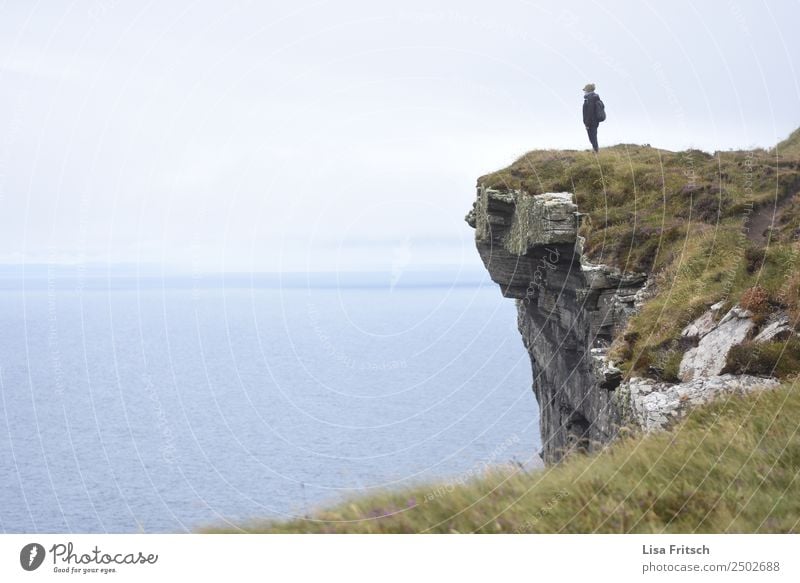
[466,187,645,463]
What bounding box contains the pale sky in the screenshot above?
[0,0,798,273]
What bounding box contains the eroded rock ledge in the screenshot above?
[466,186,778,463]
[466,186,645,463]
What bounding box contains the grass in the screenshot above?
[725,338,800,378]
[204,378,800,533]
[480,130,800,378]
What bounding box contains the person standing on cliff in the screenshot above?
[582,83,605,152]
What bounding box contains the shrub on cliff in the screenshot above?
[739,286,770,313]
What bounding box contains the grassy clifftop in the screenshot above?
[206,377,800,533]
[481,130,800,380]
[480,130,800,273]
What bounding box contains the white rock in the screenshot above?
[718,305,753,326]
[681,310,717,339]
[678,305,754,381]
[754,316,792,343]
[681,302,726,339]
[625,374,778,432]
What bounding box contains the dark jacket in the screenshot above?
[583,91,601,126]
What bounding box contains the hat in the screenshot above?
[583,83,596,92]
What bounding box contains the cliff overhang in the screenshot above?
[467,186,779,463]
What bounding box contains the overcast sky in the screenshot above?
[0,0,798,273]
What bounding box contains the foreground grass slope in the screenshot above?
[207,378,800,533]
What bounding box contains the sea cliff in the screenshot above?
[466,134,800,462]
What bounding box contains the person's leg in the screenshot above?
[586,125,599,152]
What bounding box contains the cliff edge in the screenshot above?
[466,187,644,462]
[466,134,800,463]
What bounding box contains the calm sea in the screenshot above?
[0,272,539,532]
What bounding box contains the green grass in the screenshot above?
[725,338,800,378]
[774,127,800,159]
[204,378,800,533]
[479,144,795,272]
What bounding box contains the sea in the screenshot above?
[0,269,540,533]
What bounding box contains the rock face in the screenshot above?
[466,187,645,463]
[467,186,779,464]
